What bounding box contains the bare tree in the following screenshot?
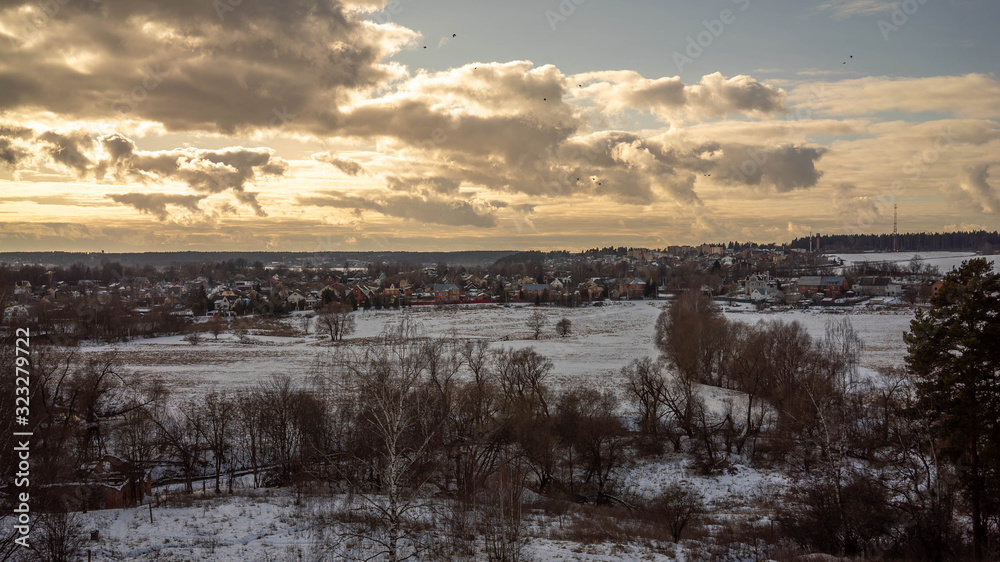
[317,303,356,343]
[208,314,225,340]
[648,482,704,543]
[555,317,571,337]
[479,457,528,562]
[28,512,85,562]
[527,310,546,340]
[197,391,236,493]
[339,321,444,561]
[623,357,669,439]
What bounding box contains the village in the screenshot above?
[0,244,948,333]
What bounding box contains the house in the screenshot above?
[744,273,771,297]
[930,280,944,299]
[520,283,548,301]
[796,276,850,296]
[14,281,32,295]
[432,283,464,304]
[3,305,29,323]
[855,277,902,297]
[36,455,152,512]
[619,278,647,299]
[750,286,778,302]
[214,290,240,315]
[579,279,604,300]
[286,290,307,309]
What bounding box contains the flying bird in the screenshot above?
[453,33,457,37]
[423,46,427,49]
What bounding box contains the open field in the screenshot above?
[81,302,914,399]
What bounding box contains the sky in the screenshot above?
[0,0,998,252]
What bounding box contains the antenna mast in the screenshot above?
[893,204,898,252]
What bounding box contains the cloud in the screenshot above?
[578,71,786,121]
[99,133,288,215]
[385,175,460,194]
[298,191,499,227]
[713,144,827,192]
[0,0,416,134]
[791,74,1000,118]
[0,136,29,168]
[36,130,95,174]
[312,152,367,176]
[817,0,900,19]
[107,193,206,220]
[958,164,1000,214]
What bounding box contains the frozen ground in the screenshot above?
[22,302,920,560]
[79,301,914,398]
[830,251,995,273]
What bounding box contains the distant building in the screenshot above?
[520,284,548,301]
[432,283,464,303]
[619,278,647,299]
[3,305,29,323]
[796,276,850,295]
[855,277,902,297]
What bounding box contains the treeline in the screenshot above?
[0,250,517,269]
[791,230,1000,253]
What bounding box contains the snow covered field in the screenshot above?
[830,251,996,273]
[82,301,913,399]
[20,302,917,560]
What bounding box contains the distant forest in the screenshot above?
[0,250,516,269]
[789,230,1000,253]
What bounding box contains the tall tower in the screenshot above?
[893,204,898,252]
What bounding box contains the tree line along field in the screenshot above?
[1,259,997,561]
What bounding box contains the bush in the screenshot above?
[555,317,571,337]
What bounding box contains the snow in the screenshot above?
[829,251,996,273]
[29,300,923,560]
